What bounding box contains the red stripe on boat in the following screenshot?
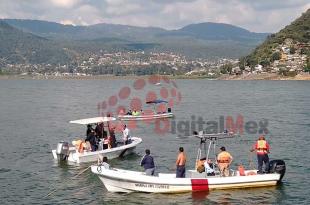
[191,179,209,191]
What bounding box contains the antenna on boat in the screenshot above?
[192,130,236,171]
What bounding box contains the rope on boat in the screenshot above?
[43,165,91,198]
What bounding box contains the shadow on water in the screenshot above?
[191,191,210,204]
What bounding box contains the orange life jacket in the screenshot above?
[106,136,112,149]
[256,140,268,154]
[217,151,232,163]
[77,141,85,153]
[196,159,206,171]
[238,165,245,176]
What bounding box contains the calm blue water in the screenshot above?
[0,79,309,204]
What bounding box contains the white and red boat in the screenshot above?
[91,132,285,193]
[52,116,142,164]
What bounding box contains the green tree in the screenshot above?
[271,52,281,61]
[259,59,270,67]
[220,63,233,74]
[304,57,310,73]
[239,57,247,70]
[289,46,296,54]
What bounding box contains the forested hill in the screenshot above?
[242,9,310,67]
[0,21,71,65]
[2,19,269,62]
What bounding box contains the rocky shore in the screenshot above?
[1,73,310,80]
[218,73,310,80]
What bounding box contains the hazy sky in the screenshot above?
[0,0,309,32]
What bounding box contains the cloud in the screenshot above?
[60,19,75,25]
[0,0,309,32]
[50,0,80,8]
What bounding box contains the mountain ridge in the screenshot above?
[3,19,268,42]
[0,19,270,66]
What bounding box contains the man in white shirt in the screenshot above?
[122,124,131,145]
[98,156,110,169]
[204,159,215,176]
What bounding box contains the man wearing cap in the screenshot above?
[251,135,270,174]
[217,146,233,177]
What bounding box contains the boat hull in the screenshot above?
[91,166,281,193]
[52,137,142,163]
[118,113,174,121]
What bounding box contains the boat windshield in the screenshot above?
[146,99,168,104]
[69,117,116,125]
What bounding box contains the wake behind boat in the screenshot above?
[118,100,174,121]
[52,116,142,164]
[91,132,285,193]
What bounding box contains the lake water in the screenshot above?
[0,79,309,204]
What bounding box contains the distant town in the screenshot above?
[1,39,309,79]
[1,51,238,78]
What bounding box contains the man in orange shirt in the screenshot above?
[176,147,187,178]
[217,146,233,177]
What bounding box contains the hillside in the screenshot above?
[0,21,71,65]
[3,19,268,59]
[242,9,310,68]
[164,22,268,42]
[3,19,166,40]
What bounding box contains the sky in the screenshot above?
[0,0,309,33]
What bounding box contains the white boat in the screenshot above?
[91,132,285,193]
[118,100,174,121]
[52,116,142,164]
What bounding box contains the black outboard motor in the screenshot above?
[56,141,69,162]
[167,107,172,113]
[268,160,286,181]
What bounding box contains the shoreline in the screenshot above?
[1,73,310,80]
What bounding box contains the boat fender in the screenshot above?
[238,165,245,176]
[97,165,102,173]
[246,171,257,176]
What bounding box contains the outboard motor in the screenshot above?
[167,107,172,113]
[268,159,286,181]
[56,141,69,162]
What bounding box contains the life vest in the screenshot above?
[256,140,268,154]
[106,136,112,149]
[217,151,231,163]
[196,160,206,172]
[74,140,84,153]
[238,165,245,176]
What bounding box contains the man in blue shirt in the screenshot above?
[140,149,155,176]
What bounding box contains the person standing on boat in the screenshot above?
[176,147,187,178]
[250,135,270,174]
[108,124,117,148]
[85,130,98,151]
[122,124,131,145]
[140,149,155,176]
[217,146,233,177]
[86,124,93,137]
[95,122,104,139]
